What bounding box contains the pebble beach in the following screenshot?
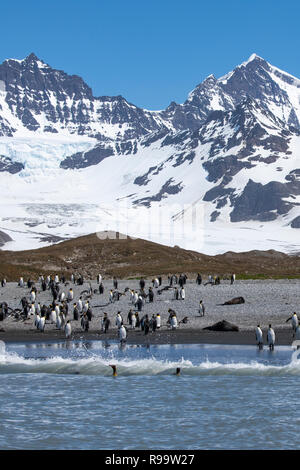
[1,277,299,346]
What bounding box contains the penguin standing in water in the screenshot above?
[64,320,72,339]
[267,324,275,351]
[255,325,263,349]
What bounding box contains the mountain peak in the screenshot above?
[23,53,49,68]
[243,53,265,65]
[25,52,39,62]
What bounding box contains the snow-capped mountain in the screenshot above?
[0,53,169,142]
[162,53,300,131]
[0,52,299,254]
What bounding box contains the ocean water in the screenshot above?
[0,339,300,450]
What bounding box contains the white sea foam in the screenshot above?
[1,343,300,376]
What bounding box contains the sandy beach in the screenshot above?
[0,278,299,346]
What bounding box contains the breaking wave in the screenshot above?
[1,341,300,376]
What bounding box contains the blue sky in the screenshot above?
[2,0,300,109]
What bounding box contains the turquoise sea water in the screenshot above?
[0,340,299,450]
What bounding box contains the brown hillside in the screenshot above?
[0,231,299,280]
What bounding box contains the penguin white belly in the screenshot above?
[256,328,263,342]
[65,324,71,338]
[119,327,126,341]
[39,317,45,331]
[268,330,275,344]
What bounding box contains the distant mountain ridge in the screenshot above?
[1,53,300,142]
[0,52,299,253]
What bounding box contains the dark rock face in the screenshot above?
[0,156,24,174]
[210,210,220,222]
[291,216,300,228]
[60,146,114,169]
[133,179,183,207]
[134,166,158,186]
[0,230,12,247]
[230,179,300,222]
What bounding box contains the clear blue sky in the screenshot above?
[2,0,300,109]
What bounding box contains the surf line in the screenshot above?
[105,454,139,467]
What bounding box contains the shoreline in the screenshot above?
[0,326,295,346]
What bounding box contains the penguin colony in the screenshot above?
[0,272,298,352]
